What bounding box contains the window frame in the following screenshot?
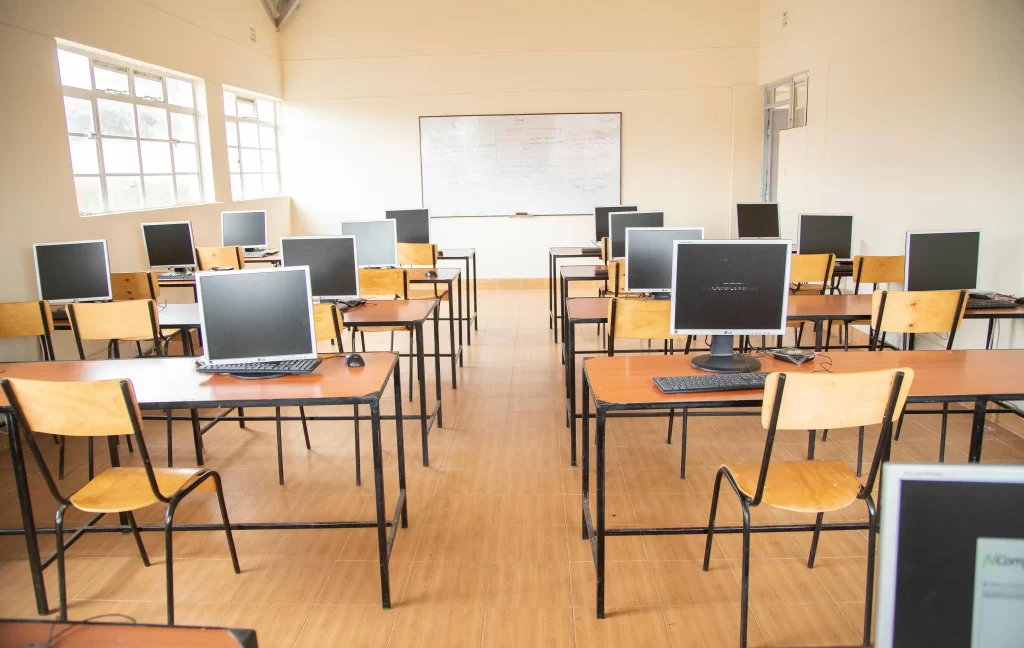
[223,87,281,201]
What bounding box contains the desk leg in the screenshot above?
[6,414,49,615]
[416,322,430,467]
[456,278,463,368]
[190,410,204,465]
[472,252,478,331]
[986,319,995,350]
[968,399,987,463]
[568,320,578,467]
[581,376,590,538]
[596,407,607,620]
[369,401,392,608]
[447,294,457,389]
[463,260,472,346]
[814,322,824,352]
[549,252,555,330]
[554,261,561,344]
[393,354,409,528]
[433,301,443,429]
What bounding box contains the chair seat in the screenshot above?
[726,460,862,513]
[70,467,205,513]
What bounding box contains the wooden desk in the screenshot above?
[558,265,607,346]
[578,350,1024,619]
[438,248,478,342]
[549,247,603,342]
[406,267,464,379]
[0,354,408,617]
[0,618,258,647]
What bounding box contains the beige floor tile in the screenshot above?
[388,605,484,648]
[292,604,398,648]
[662,604,767,647]
[751,602,862,647]
[217,603,313,648]
[572,606,672,647]
[482,607,575,647]
[486,561,573,607]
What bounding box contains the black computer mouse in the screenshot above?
[346,353,365,368]
[1016,297,1024,305]
[424,270,438,278]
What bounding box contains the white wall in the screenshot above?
[278,0,763,278]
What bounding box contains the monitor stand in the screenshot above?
[650,293,671,301]
[690,335,761,373]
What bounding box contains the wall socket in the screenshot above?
[249,26,257,43]
[782,11,788,27]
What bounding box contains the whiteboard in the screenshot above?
[420,113,621,217]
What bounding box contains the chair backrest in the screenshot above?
[0,301,54,338]
[311,302,343,343]
[397,243,437,267]
[358,268,407,299]
[607,297,685,354]
[600,237,610,263]
[606,260,627,296]
[67,300,161,359]
[111,271,160,300]
[871,290,967,349]
[196,247,244,270]
[853,255,905,292]
[790,253,836,292]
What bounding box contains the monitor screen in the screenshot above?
[609,211,664,259]
[736,203,780,238]
[595,205,637,241]
[671,240,791,335]
[280,236,359,300]
[341,220,398,267]
[221,210,268,248]
[196,267,316,364]
[799,214,853,259]
[33,240,112,303]
[141,221,196,268]
[625,227,704,293]
[905,230,980,291]
[876,464,1024,648]
[386,209,430,244]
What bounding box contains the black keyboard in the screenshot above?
[594,269,609,278]
[967,298,1017,309]
[158,272,194,281]
[197,358,322,376]
[654,372,770,394]
[243,249,278,258]
[52,307,68,321]
[581,246,601,254]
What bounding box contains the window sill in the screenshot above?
[79,195,288,217]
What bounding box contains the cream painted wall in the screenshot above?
[278,0,763,278]
[762,0,1024,349]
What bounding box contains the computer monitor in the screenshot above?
[905,230,981,291]
[33,240,112,304]
[221,210,268,249]
[736,203,780,239]
[195,266,317,365]
[798,214,853,260]
[595,205,637,242]
[280,235,360,301]
[341,219,398,267]
[670,240,791,372]
[875,463,1024,648]
[624,227,704,294]
[609,211,664,259]
[141,221,196,269]
[386,209,430,244]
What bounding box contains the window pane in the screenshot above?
[101,138,140,173]
[241,148,261,173]
[237,99,256,119]
[97,99,136,137]
[223,91,237,117]
[57,50,92,89]
[68,136,99,174]
[140,140,172,173]
[238,122,259,148]
[137,105,169,139]
[172,142,198,173]
[94,64,129,94]
[225,121,238,146]
[227,147,241,173]
[74,177,103,213]
[144,175,175,207]
[242,173,263,199]
[261,149,277,173]
[256,99,275,123]
[770,84,791,104]
[106,176,143,211]
[262,173,279,195]
[167,77,194,108]
[230,174,243,200]
[134,73,164,101]
[63,97,95,135]
[170,112,196,142]
[176,175,201,203]
[259,126,276,149]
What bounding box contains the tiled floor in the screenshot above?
[2,286,1023,647]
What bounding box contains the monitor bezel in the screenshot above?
[279,235,361,301]
[609,210,663,260]
[220,209,269,248]
[33,239,113,304]
[341,218,399,267]
[385,208,431,245]
[797,213,854,260]
[140,220,197,269]
[624,226,705,293]
[736,202,781,239]
[594,205,638,242]
[874,462,1024,648]
[669,239,792,336]
[904,229,981,292]
[195,266,319,366]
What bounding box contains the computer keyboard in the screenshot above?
[966,298,1017,309]
[158,271,194,281]
[243,249,278,258]
[197,358,322,376]
[593,269,609,278]
[581,246,602,254]
[52,307,68,321]
[654,372,770,394]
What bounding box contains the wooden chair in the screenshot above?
[398,243,438,267]
[196,247,244,270]
[841,255,906,349]
[0,300,55,361]
[702,367,914,648]
[110,271,185,354]
[0,377,240,626]
[787,253,837,348]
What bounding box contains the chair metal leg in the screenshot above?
[55,503,69,621]
[126,511,150,567]
[857,426,865,477]
[275,407,284,485]
[939,403,949,462]
[166,409,173,467]
[863,497,878,646]
[894,413,905,441]
[164,499,179,626]
[702,468,726,571]
[738,501,752,648]
[212,472,241,573]
[666,409,674,444]
[237,407,246,428]
[125,434,133,453]
[58,436,65,480]
[679,408,689,479]
[353,405,362,486]
[87,437,94,480]
[807,511,824,568]
[408,331,414,402]
[299,406,311,450]
[360,332,367,351]
[807,430,816,459]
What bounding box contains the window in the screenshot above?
[224,89,279,200]
[761,73,809,201]
[57,48,203,215]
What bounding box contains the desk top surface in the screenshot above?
[567,297,611,321]
[560,265,608,279]
[0,619,257,648]
[343,299,435,325]
[407,268,460,282]
[551,246,601,256]
[438,248,475,257]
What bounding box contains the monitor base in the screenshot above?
[690,335,762,373]
[228,373,287,380]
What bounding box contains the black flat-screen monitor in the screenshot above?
[736,203,780,238]
[33,240,112,304]
[280,236,360,301]
[595,205,637,241]
[625,227,704,293]
[141,221,196,268]
[386,209,430,244]
[221,210,268,248]
[905,230,980,291]
[195,267,317,364]
[341,219,398,267]
[798,214,853,259]
[609,211,663,259]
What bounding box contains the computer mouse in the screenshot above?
[424,270,438,278]
[1016,297,1024,305]
[346,353,365,368]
